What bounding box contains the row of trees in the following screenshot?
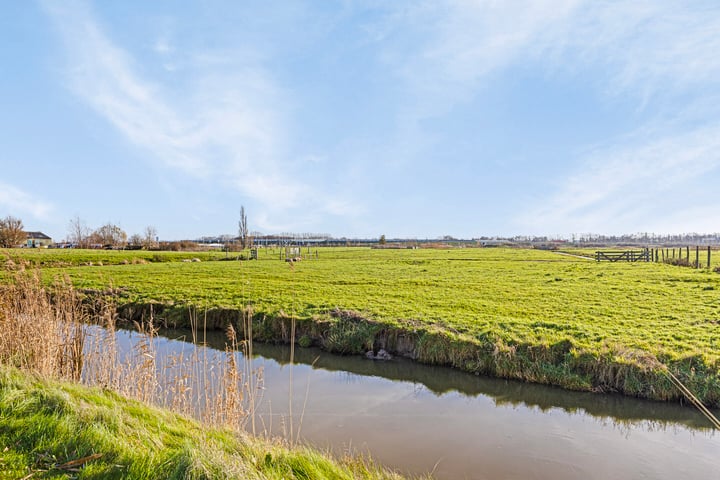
[67,216,157,249]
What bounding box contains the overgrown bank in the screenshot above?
[114,301,720,407]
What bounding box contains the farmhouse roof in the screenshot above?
[25,231,51,240]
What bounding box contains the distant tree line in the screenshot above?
[67,216,158,249]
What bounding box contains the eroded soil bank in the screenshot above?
[110,301,720,407]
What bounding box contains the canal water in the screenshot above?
[105,327,718,479]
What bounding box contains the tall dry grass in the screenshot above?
[0,270,261,432]
[0,272,85,381]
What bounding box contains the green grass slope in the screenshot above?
[0,366,407,480]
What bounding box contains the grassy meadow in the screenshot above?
[3,246,720,404]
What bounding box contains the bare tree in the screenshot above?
[90,223,128,248]
[0,216,25,248]
[128,233,143,246]
[68,215,90,248]
[238,206,248,249]
[143,226,158,249]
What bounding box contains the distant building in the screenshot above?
[25,231,52,248]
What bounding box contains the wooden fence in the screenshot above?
[596,246,713,269]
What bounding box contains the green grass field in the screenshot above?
[4,246,720,403]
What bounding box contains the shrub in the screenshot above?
[665,257,692,267]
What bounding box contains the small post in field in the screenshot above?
[708,246,712,270]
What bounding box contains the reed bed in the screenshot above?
[0,270,261,432]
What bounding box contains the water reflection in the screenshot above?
[162,328,717,432]
[130,328,718,480]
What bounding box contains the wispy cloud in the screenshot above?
[546,2,720,103]
[41,0,352,222]
[378,1,581,119]
[0,181,54,220]
[38,0,720,236]
[44,1,278,176]
[382,1,720,115]
[374,1,720,233]
[519,122,720,233]
[517,1,720,233]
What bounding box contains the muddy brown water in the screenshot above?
[105,327,718,479]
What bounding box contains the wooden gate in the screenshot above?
[595,249,651,262]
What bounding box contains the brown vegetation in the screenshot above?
[0,271,260,431]
[0,215,25,248]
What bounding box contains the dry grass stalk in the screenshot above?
[0,270,262,433]
[0,272,85,381]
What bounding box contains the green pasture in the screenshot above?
[16,246,720,367]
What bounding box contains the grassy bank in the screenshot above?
[0,366,407,479]
[5,246,720,405]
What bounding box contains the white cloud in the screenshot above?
[518,122,720,233]
[375,1,720,233]
[547,2,720,102]
[39,1,720,236]
[41,0,348,220]
[383,1,720,113]
[0,181,54,220]
[378,0,581,119]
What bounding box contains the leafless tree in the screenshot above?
[68,215,90,248]
[0,216,25,247]
[90,223,128,248]
[128,233,143,246]
[143,226,158,249]
[238,206,249,249]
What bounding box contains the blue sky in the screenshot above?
[2,1,720,241]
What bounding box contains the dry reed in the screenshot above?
[0,270,262,432]
[0,271,85,381]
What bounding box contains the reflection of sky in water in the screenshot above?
[98,327,718,480]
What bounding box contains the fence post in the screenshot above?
[708,246,712,270]
[696,246,700,269]
[686,246,690,260]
